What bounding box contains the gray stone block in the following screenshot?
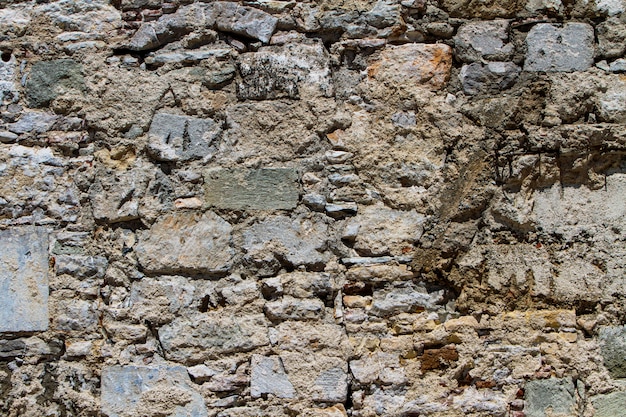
[455,20,514,63]
[159,313,269,364]
[26,59,85,108]
[101,365,208,417]
[524,377,577,417]
[524,23,595,72]
[135,211,234,275]
[0,227,48,333]
[250,355,296,398]
[147,113,221,162]
[243,214,329,269]
[204,168,300,210]
[599,326,626,378]
[459,62,521,95]
[592,390,626,417]
[236,43,332,100]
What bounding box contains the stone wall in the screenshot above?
[1,0,625,416]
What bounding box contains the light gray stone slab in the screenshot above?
[243,214,329,268]
[525,23,594,72]
[455,20,514,62]
[101,365,208,417]
[147,113,221,161]
[250,355,296,398]
[524,377,577,417]
[0,227,48,333]
[204,167,300,210]
[159,313,269,364]
[135,211,234,275]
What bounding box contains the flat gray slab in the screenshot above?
[101,365,207,417]
[204,167,299,210]
[524,23,594,72]
[147,113,221,162]
[0,227,48,333]
[135,211,234,275]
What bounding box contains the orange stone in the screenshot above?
[366,43,452,90]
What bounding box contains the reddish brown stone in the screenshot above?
[420,346,459,371]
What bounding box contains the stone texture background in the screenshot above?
[0,0,625,416]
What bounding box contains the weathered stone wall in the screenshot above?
[1,0,625,416]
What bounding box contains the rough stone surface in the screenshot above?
[26,59,85,107]
[204,168,300,210]
[0,227,48,333]
[455,20,514,62]
[135,211,234,275]
[243,214,329,269]
[459,62,521,95]
[592,390,626,417]
[237,42,332,100]
[2,1,626,416]
[524,378,577,417]
[599,326,626,378]
[345,203,425,256]
[525,23,595,72]
[101,365,208,417]
[250,355,296,398]
[159,313,269,364]
[147,113,221,161]
[366,43,452,90]
[0,54,18,104]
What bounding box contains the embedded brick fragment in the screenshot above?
[0,227,48,333]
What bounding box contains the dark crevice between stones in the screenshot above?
[145,320,167,361]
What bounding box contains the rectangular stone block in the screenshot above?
[524,23,594,72]
[366,43,452,90]
[0,227,48,333]
[147,113,221,162]
[236,43,332,100]
[204,167,299,210]
[101,365,207,417]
